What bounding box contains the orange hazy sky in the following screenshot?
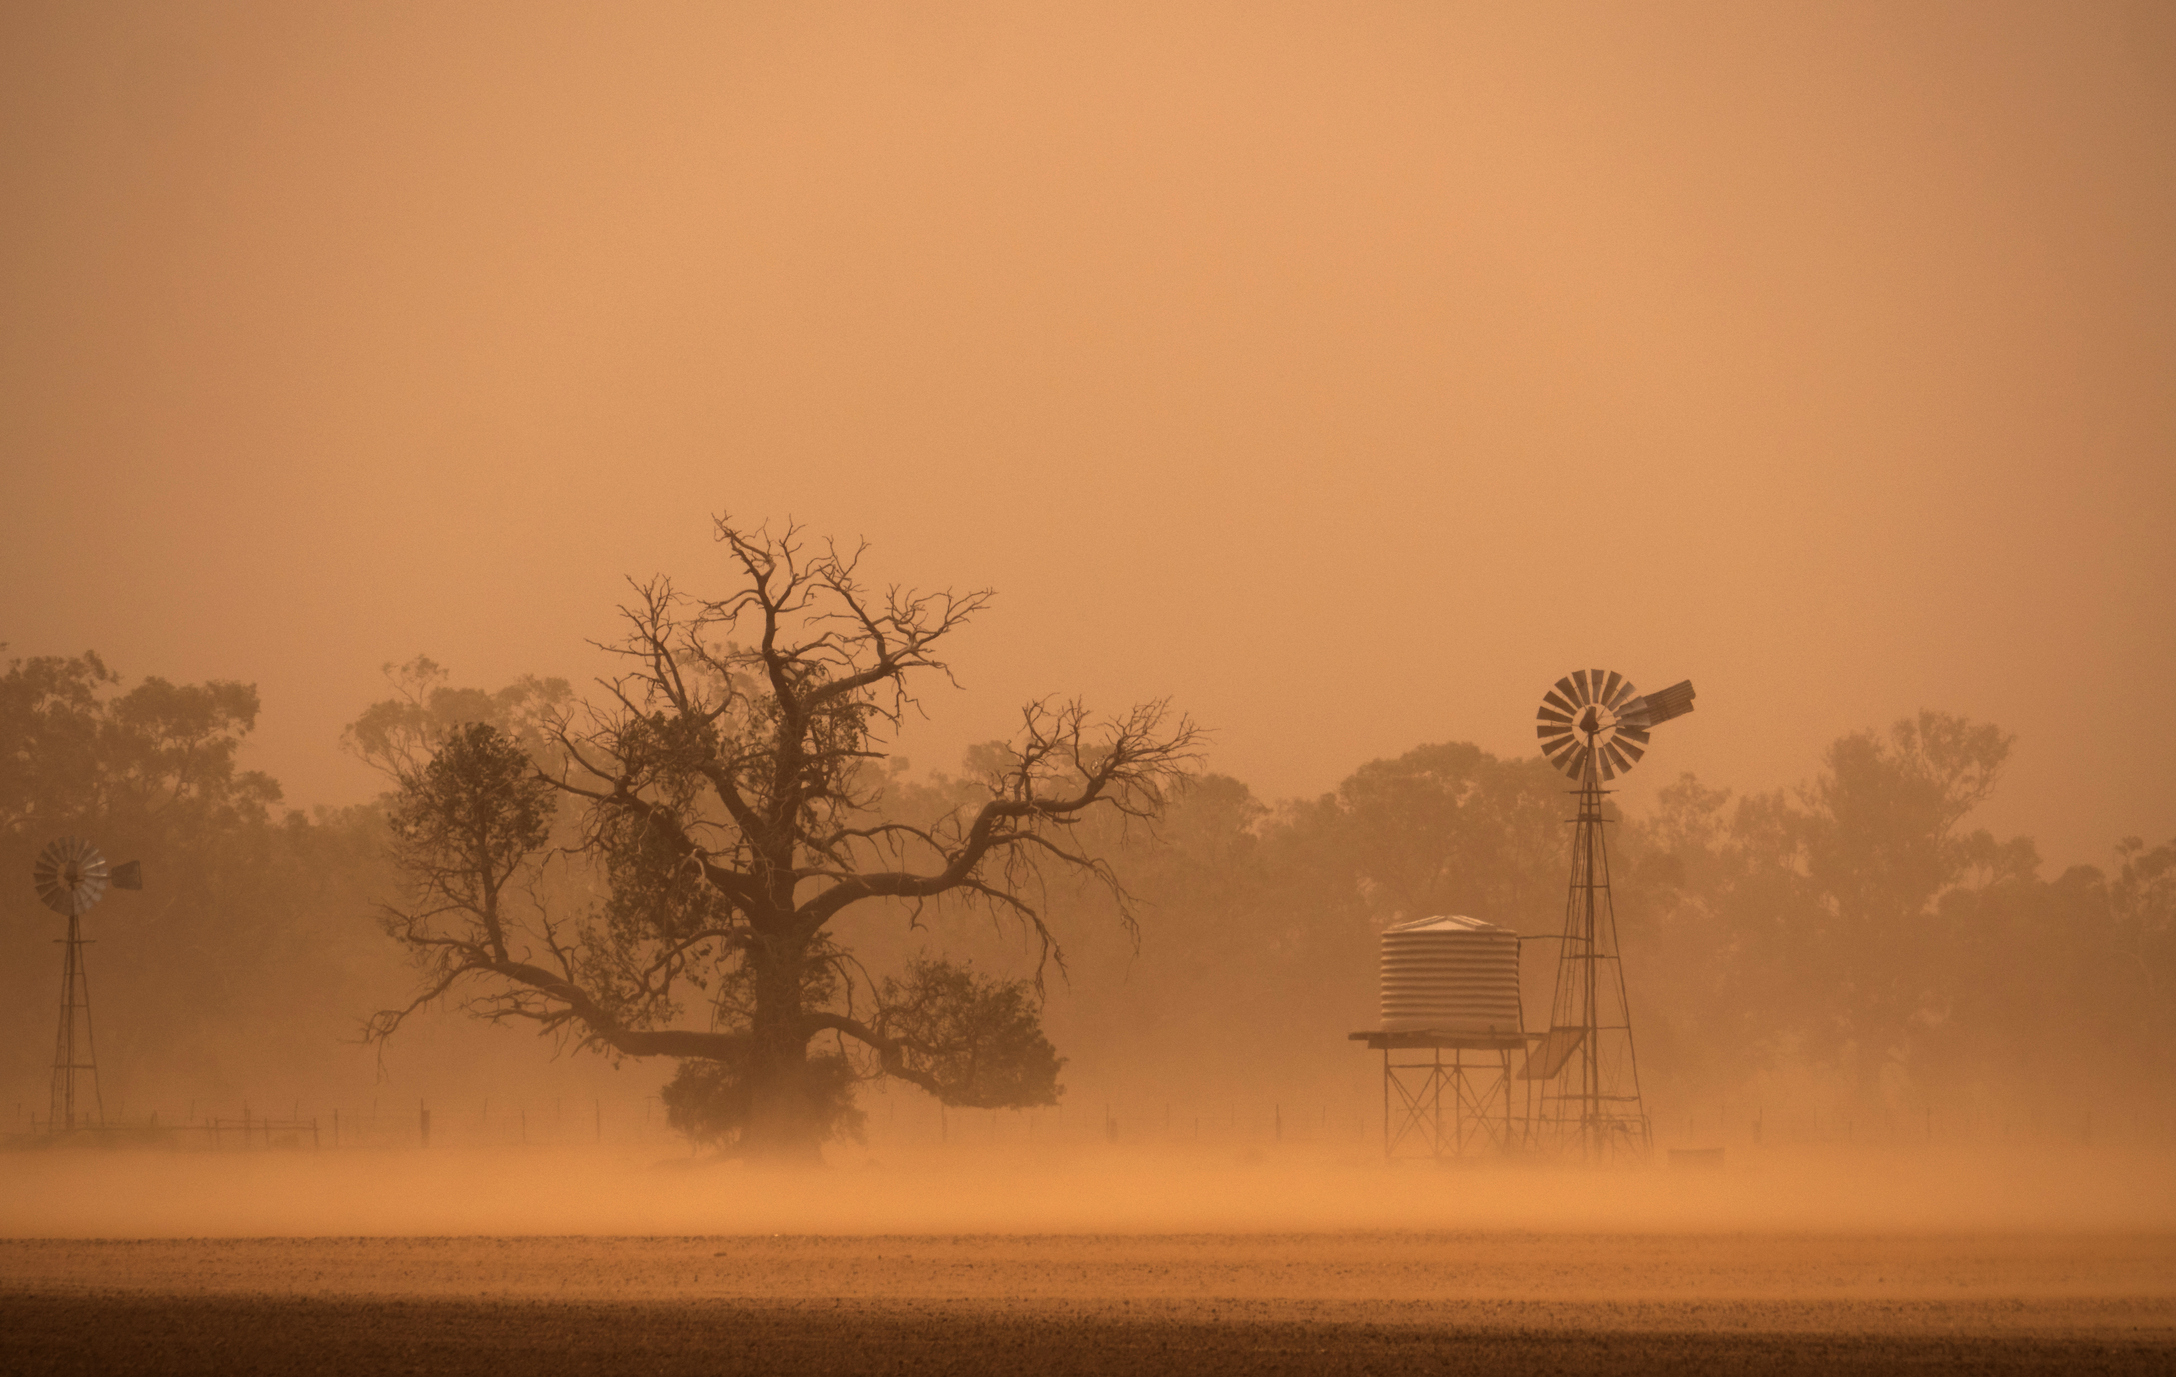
[3,2,2171,870]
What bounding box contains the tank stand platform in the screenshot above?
[1351,1031,1536,1158]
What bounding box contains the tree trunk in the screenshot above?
[744,933,821,1163]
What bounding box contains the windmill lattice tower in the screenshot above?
[31,837,141,1134]
[1523,670,1695,1161]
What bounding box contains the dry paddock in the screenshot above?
[4,1233,2174,1376]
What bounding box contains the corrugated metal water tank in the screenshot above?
[1379,915,1522,1036]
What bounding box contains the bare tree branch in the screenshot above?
[364,515,1194,1157]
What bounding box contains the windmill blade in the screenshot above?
[1535,670,1688,783]
[32,836,108,915]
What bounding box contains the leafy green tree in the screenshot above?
[1623,712,2065,1113]
[343,655,573,779]
[1316,741,1569,932]
[1796,712,2030,1098]
[1246,742,1571,1044]
[368,724,562,1036]
[0,651,113,833]
[2111,834,2176,1018]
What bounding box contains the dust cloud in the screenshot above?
[3,1137,2172,1241]
[4,4,2175,1369]
[4,2,2174,868]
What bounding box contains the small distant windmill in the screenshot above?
[1523,671,1696,1159]
[32,838,141,1133]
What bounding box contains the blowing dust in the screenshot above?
[3,1139,2169,1241]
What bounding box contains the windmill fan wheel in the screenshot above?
[1535,669,1651,782]
[33,836,110,916]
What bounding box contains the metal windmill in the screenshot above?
[32,837,141,1133]
[1521,670,1695,1160]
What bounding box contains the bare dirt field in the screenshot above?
[7,1232,2174,1375]
[4,1146,2173,1374]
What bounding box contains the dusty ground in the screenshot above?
[5,1232,2174,1375]
[4,1148,2173,1373]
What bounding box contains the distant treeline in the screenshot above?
[0,652,389,1112]
[988,726,2175,1126]
[4,650,2170,1128]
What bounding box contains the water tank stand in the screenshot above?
[1349,1031,1530,1159]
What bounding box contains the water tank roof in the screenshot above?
[1383,914,1512,936]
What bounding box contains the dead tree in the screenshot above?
[366,516,1199,1160]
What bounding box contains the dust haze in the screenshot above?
[4,2,2174,1371]
[5,1,2174,868]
